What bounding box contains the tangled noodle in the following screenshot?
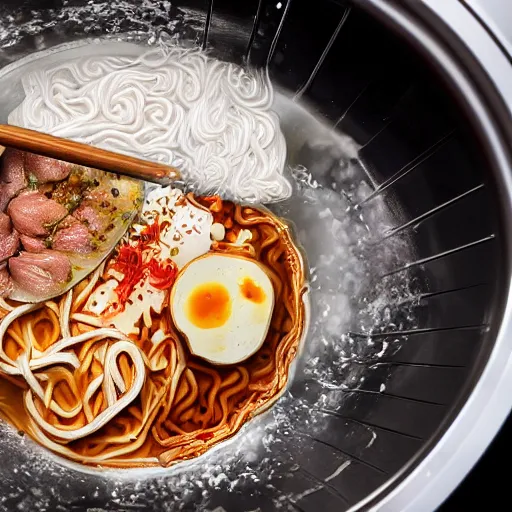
[0,199,306,467]
[8,48,292,204]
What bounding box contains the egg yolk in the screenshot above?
[239,277,266,304]
[186,282,232,329]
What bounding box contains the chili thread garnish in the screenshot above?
[111,218,177,306]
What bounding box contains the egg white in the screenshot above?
[171,253,275,365]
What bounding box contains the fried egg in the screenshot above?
[171,253,275,365]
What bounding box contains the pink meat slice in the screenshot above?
[0,212,10,235]
[0,263,12,297]
[8,190,68,237]
[0,212,19,262]
[9,250,72,297]
[0,149,26,211]
[24,153,72,184]
[0,230,19,263]
[0,184,8,212]
[73,204,103,232]
[58,214,80,230]
[20,234,46,253]
[52,222,93,254]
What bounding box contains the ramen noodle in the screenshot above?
[0,186,307,468]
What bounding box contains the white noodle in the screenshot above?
[73,262,105,312]
[0,298,15,312]
[59,290,73,339]
[25,340,146,441]
[9,46,291,204]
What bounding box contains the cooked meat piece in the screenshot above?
[58,214,80,230]
[0,213,19,262]
[9,250,72,297]
[0,263,12,297]
[20,234,46,253]
[73,204,103,232]
[24,153,72,183]
[0,149,26,211]
[0,212,10,235]
[0,230,19,263]
[0,184,8,213]
[8,191,68,237]
[52,222,93,254]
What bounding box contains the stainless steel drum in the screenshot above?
[0,1,511,511]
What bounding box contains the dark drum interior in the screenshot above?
[244,3,501,508]
[0,0,506,511]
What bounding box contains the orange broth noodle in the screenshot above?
[0,196,306,468]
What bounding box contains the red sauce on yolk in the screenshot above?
[186,282,232,329]
[239,277,266,304]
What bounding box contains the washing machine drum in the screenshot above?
[0,1,511,511]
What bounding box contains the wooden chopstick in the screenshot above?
[0,124,180,185]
